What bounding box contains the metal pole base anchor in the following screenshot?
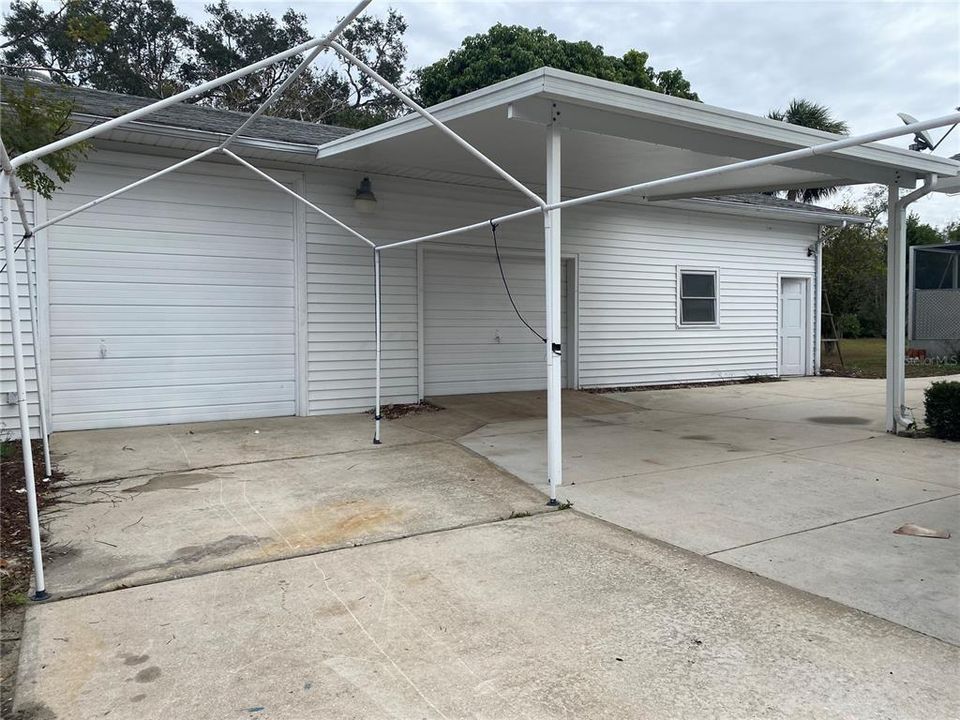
[546,497,560,507]
[30,590,51,602]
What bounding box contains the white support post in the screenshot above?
[373,248,383,445]
[2,172,47,599]
[886,185,907,433]
[545,123,562,504]
[23,233,51,476]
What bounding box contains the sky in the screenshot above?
[161,0,960,227]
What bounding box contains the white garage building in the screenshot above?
[2,69,953,434]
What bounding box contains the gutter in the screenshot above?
[661,197,868,226]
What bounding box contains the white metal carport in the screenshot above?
[2,0,959,600]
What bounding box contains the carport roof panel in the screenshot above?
[315,68,960,199]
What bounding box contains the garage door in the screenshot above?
[424,250,568,396]
[47,156,298,430]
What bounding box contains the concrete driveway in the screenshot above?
[12,377,959,718]
[455,376,960,645]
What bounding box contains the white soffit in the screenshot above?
[315,68,960,200]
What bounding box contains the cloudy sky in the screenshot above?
[201,1,959,225]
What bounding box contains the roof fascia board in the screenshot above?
[539,69,959,178]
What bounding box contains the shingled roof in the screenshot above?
[1,75,861,221]
[1,75,354,146]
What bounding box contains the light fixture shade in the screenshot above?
[354,177,377,213]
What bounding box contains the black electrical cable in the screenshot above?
[0,233,28,274]
[490,220,546,344]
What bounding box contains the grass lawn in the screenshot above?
[821,337,960,379]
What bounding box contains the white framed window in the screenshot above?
[677,268,719,326]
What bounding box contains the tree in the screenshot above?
[415,24,699,107]
[0,82,89,199]
[2,0,193,98]
[821,202,887,337]
[180,2,313,114]
[1,1,411,128]
[906,213,946,248]
[329,8,408,128]
[944,220,960,244]
[768,99,850,203]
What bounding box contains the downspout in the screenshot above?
[888,174,939,431]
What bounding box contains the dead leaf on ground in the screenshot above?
[893,523,951,539]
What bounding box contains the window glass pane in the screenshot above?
[681,298,716,324]
[681,272,715,298]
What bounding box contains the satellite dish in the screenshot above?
[898,112,935,151]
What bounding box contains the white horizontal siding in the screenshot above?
[0,191,42,440]
[9,145,819,429]
[303,170,815,408]
[45,150,299,430]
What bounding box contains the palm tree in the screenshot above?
[768,98,850,203]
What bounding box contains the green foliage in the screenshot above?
[924,381,960,440]
[945,220,960,244]
[415,24,699,106]
[767,99,849,202]
[1,1,410,128]
[2,0,192,97]
[836,313,861,339]
[906,213,945,248]
[181,2,314,113]
[0,82,89,198]
[821,204,887,337]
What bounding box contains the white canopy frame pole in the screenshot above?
[1,171,48,600]
[544,122,562,504]
[328,40,546,209]
[377,110,960,253]
[373,248,383,444]
[9,0,372,172]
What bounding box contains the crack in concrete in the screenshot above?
[706,492,960,557]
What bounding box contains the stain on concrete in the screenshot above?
[682,435,715,441]
[806,416,871,425]
[13,702,57,720]
[268,500,402,554]
[173,535,263,564]
[123,471,221,494]
[120,653,149,666]
[134,667,161,683]
[130,694,146,703]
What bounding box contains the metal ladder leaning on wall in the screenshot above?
[821,290,844,368]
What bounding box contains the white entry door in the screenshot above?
[779,277,807,376]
